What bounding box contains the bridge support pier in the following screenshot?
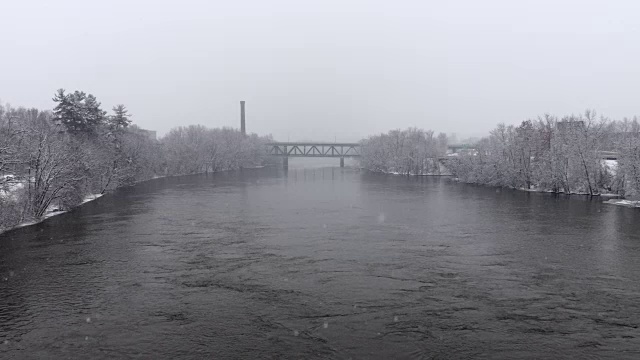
[340,157,344,168]
[282,145,288,168]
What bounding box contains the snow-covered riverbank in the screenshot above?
[0,167,256,236]
[0,193,104,236]
[450,177,627,199]
[362,162,452,176]
[375,171,452,176]
[604,199,640,208]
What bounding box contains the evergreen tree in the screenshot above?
[52,89,76,130]
[52,89,106,133]
[84,94,107,131]
[109,104,132,130]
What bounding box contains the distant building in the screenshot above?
[131,127,157,140]
[556,120,584,132]
[447,144,476,155]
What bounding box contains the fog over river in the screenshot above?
[2,161,640,359]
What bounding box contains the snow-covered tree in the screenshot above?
[109,104,132,131]
[52,89,106,134]
[360,128,449,175]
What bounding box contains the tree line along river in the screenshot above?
[1,164,640,359]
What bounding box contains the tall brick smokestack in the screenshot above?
[240,101,246,136]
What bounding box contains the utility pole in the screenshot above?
[240,101,246,136]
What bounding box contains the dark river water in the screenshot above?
[2,164,640,359]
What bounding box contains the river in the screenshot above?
[1,163,640,359]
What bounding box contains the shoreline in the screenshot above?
[361,168,453,177]
[603,199,640,208]
[0,193,105,236]
[5,167,635,237]
[450,178,637,206]
[0,167,262,236]
[368,171,635,206]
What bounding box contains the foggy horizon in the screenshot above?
[2,0,640,141]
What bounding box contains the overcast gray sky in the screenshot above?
[1,0,639,141]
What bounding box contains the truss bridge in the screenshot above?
[265,142,361,167]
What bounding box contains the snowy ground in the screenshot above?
[81,193,104,204]
[37,193,104,221]
[0,174,24,201]
[603,159,618,176]
[604,199,640,208]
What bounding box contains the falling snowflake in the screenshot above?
[86,317,91,323]
[377,213,385,223]
[323,322,328,329]
[293,330,299,336]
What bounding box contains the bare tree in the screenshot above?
[360,128,449,175]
